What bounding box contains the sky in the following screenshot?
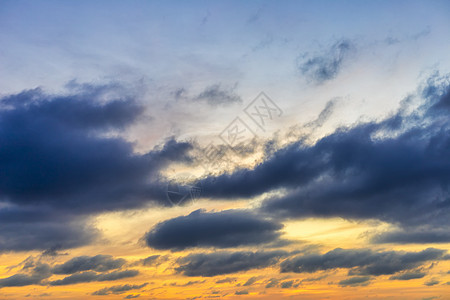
[0,0,450,299]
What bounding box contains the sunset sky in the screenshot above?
[1,1,450,299]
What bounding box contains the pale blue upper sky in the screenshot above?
[1,0,450,146]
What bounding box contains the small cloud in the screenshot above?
[339,276,371,287]
[390,271,426,280]
[92,283,148,295]
[265,278,279,288]
[243,276,259,286]
[194,84,242,106]
[424,279,440,286]
[216,277,236,284]
[176,250,288,277]
[298,39,355,84]
[235,290,249,295]
[281,280,294,288]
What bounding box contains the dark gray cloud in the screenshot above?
[304,99,337,129]
[124,295,140,299]
[338,276,371,287]
[194,84,242,106]
[0,263,51,288]
[298,39,355,84]
[141,255,161,266]
[49,270,139,286]
[52,255,126,274]
[265,278,279,288]
[424,73,450,112]
[280,248,446,276]
[372,228,450,244]
[243,276,259,286]
[0,254,138,288]
[144,209,284,251]
[176,250,288,277]
[0,209,97,252]
[280,280,293,288]
[168,280,205,287]
[131,255,168,267]
[424,279,440,286]
[92,283,148,295]
[215,277,236,284]
[235,290,249,295]
[390,271,426,280]
[0,85,193,251]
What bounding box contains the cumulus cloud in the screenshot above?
[144,209,284,250]
[424,279,440,286]
[176,250,288,277]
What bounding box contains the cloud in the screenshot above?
[216,277,236,284]
[280,248,446,276]
[124,295,140,299]
[168,280,205,287]
[372,228,450,244]
[0,208,97,252]
[144,209,284,250]
[0,263,51,288]
[200,74,450,233]
[424,279,440,286]
[49,270,139,286]
[92,283,148,295]
[0,85,193,251]
[0,253,139,288]
[265,278,279,288]
[52,255,126,274]
[141,255,161,266]
[298,39,355,84]
[338,276,371,287]
[390,271,427,280]
[131,255,168,267]
[176,250,288,277]
[194,84,242,106]
[243,276,259,286]
[304,98,338,130]
[280,280,293,288]
[235,290,249,295]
